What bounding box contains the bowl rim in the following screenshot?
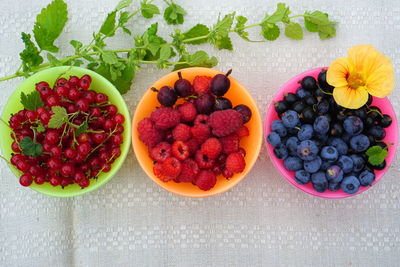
[132,67,263,198]
[0,66,132,197]
[264,67,398,199]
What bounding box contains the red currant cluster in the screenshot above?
[9,74,125,188]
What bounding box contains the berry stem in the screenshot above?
[85,127,118,160]
[225,69,232,77]
[177,72,183,80]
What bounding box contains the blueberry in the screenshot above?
[330,123,343,137]
[284,93,299,105]
[271,120,287,137]
[286,136,300,156]
[320,160,332,171]
[292,101,306,114]
[379,114,392,128]
[283,156,303,172]
[301,76,317,91]
[337,155,354,174]
[328,138,348,155]
[296,87,311,99]
[320,146,339,162]
[304,156,322,173]
[359,170,375,186]
[313,116,330,134]
[342,133,352,144]
[297,140,319,161]
[267,132,281,147]
[343,116,364,136]
[274,101,288,116]
[287,127,299,135]
[214,97,232,110]
[341,176,360,194]
[295,170,311,185]
[304,95,317,106]
[328,182,340,191]
[311,171,328,193]
[350,134,370,152]
[316,98,330,114]
[282,110,300,128]
[300,106,316,124]
[350,154,365,172]
[273,143,288,159]
[368,125,386,140]
[315,133,329,144]
[325,165,344,183]
[297,124,313,141]
[318,69,330,89]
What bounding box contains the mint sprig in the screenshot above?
[365,145,388,166]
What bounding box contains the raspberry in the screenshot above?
[176,159,199,183]
[150,107,180,130]
[137,118,165,148]
[195,150,215,169]
[222,168,233,179]
[194,114,209,125]
[209,109,243,137]
[195,170,216,191]
[172,123,192,141]
[149,142,171,162]
[238,147,246,157]
[193,76,212,94]
[177,102,197,122]
[156,157,182,181]
[154,162,173,182]
[220,134,240,154]
[171,141,190,161]
[191,124,210,144]
[201,138,222,159]
[186,138,199,156]
[226,152,246,173]
[236,125,249,137]
[212,165,223,176]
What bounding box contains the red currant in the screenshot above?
[80,163,90,173]
[103,119,115,130]
[55,86,69,97]
[77,142,91,156]
[60,163,75,177]
[116,125,124,134]
[95,93,107,103]
[111,134,123,145]
[68,76,80,86]
[111,147,121,158]
[45,130,60,145]
[42,142,52,153]
[73,171,85,183]
[46,95,60,107]
[78,133,90,143]
[89,157,101,170]
[79,75,92,90]
[92,132,106,144]
[11,154,25,165]
[47,158,62,170]
[83,90,96,103]
[68,88,80,100]
[56,78,68,87]
[60,178,71,187]
[16,161,30,172]
[106,105,117,115]
[39,111,51,124]
[113,114,125,124]
[64,147,77,159]
[99,151,109,162]
[49,175,61,186]
[29,165,43,176]
[49,146,62,157]
[79,178,90,188]
[36,81,50,91]
[36,107,46,115]
[19,173,33,186]
[11,141,21,152]
[34,175,45,185]
[89,107,102,117]
[76,98,90,112]
[25,110,38,121]
[67,103,78,113]
[102,163,111,173]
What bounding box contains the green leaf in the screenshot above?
[118,11,130,25]
[284,22,303,40]
[304,18,318,32]
[304,11,337,39]
[366,145,388,166]
[47,53,62,66]
[122,26,132,35]
[183,24,210,44]
[70,40,83,53]
[101,50,119,65]
[19,32,44,72]
[75,121,88,136]
[263,3,290,24]
[305,11,330,25]
[32,124,46,133]
[94,63,135,94]
[164,2,186,25]
[261,23,280,41]
[48,106,68,129]
[215,36,233,50]
[159,45,171,60]
[100,11,117,37]
[234,16,250,41]
[33,0,68,52]
[174,50,218,71]
[20,137,43,157]
[317,24,336,39]
[20,91,44,111]
[115,0,133,11]
[141,2,160,18]
[209,13,235,50]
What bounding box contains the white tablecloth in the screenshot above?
[1,0,400,266]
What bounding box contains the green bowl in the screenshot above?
[0,66,131,197]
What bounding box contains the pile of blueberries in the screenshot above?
[267,69,392,194]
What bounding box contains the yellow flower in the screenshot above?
[327,45,394,109]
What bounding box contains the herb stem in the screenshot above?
[182,35,209,43]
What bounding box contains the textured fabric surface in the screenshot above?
[1,0,400,266]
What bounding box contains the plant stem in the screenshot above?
[182,35,209,43]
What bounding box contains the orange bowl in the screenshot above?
[132,67,262,197]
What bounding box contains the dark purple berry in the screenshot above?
[284,93,298,105]
[174,72,193,97]
[195,94,215,114]
[304,95,317,106]
[379,114,392,128]
[214,97,232,111]
[300,76,317,91]
[292,101,306,113]
[274,100,288,116]
[318,69,330,89]
[300,106,316,124]
[234,104,252,123]
[210,69,232,96]
[154,86,177,107]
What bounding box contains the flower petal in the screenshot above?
[333,85,369,109]
[327,57,353,87]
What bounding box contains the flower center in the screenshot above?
[347,72,365,89]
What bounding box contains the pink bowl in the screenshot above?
[264,67,398,199]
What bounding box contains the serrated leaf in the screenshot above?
[318,24,336,39]
[47,53,62,66]
[305,11,330,25]
[19,32,43,72]
[70,40,83,53]
[35,124,46,133]
[263,3,290,24]
[75,121,88,136]
[183,24,210,44]
[100,11,117,37]
[261,23,280,41]
[115,0,133,11]
[118,11,130,25]
[285,22,303,40]
[94,62,135,94]
[101,51,119,65]
[20,91,44,111]
[304,17,318,32]
[187,51,218,67]
[366,145,388,166]
[48,106,68,129]
[164,3,186,25]
[215,36,233,50]
[209,13,235,50]
[234,16,250,41]
[141,2,160,19]
[33,0,68,52]
[20,137,43,157]
[159,45,171,60]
